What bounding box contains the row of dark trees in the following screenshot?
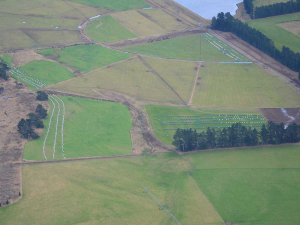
[0,60,9,80]
[244,0,300,18]
[18,104,48,139]
[172,122,300,152]
[211,12,300,72]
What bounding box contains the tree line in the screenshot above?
[172,121,300,152]
[244,0,300,19]
[0,60,9,80]
[211,12,300,72]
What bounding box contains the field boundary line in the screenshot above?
[142,185,182,225]
[42,96,56,160]
[188,63,200,105]
[137,55,186,105]
[186,173,226,225]
[52,96,61,159]
[45,56,136,89]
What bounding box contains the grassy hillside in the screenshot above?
[37,45,132,73]
[24,96,132,160]
[124,35,237,62]
[0,153,224,225]
[184,145,300,225]
[18,60,74,89]
[48,57,199,105]
[69,0,150,11]
[192,63,300,108]
[86,15,137,43]
[247,13,300,53]
[253,0,290,7]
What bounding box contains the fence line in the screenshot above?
[142,185,182,225]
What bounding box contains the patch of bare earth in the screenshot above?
[260,108,300,126]
[0,78,49,205]
[46,89,175,155]
[234,2,251,21]
[277,21,300,37]
[11,50,45,67]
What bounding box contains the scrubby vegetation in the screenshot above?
[36,91,48,101]
[0,60,9,80]
[18,105,48,139]
[173,121,300,152]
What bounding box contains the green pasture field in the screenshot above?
[184,144,300,225]
[49,57,198,104]
[112,10,167,37]
[24,96,132,161]
[0,153,224,225]
[0,0,110,19]
[253,0,290,7]
[37,44,132,73]
[247,13,300,53]
[123,35,238,62]
[17,61,74,89]
[0,54,11,65]
[86,15,137,43]
[192,63,300,108]
[69,0,150,11]
[146,105,263,145]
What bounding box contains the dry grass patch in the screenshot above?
[277,21,300,37]
[49,57,183,104]
[111,10,167,37]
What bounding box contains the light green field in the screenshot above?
[69,0,150,11]
[86,15,137,43]
[49,57,198,104]
[0,0,110,19]
[146,105,263,145]
[0,54,11,65]
[112,10,170,37]
[253,0,290,7]
[123,35,237,62]
[192,63,300,108]
[0,30,35,51]
[185,145,300,225]
[247,13,300,53]
[0,153,224,225]
[17,61,74,89]
[37,44,132,73]
[24,96,132,161]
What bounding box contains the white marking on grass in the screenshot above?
[53,95,66,158]
[142,185,182,225]
[42,96,56,160]
[52,96,61,159]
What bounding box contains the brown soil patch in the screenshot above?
[0,78,49,205]
[234,2,251,21]
[46,89,175,155]
[277,21,300,37]
[11,50,45,67]
[260,108,300,126]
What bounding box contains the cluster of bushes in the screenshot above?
[211,13,300,72]
[0,60,9,80]
[17,104,48,139]
[244,0,300,19]
[172,121,300,152]
[36,91,48,101]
